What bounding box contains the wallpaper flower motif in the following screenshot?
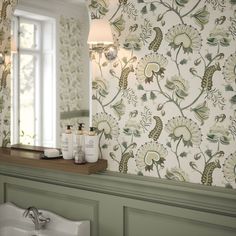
[93,112,119,140]
[165,116,202,147]
[59,15,83,113]
[165,75,189,100]
[59,15,84,129]
[223,53,236,84]
[89,0,236,188]
[136,53,167,83]
[165,24,202,54]
[135,141,167,173]
[223,151,236,183]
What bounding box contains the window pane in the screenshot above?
[19,54,36,145]
[20,22,37,49]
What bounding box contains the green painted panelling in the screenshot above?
[0,163,235,216]
[124,207,236,236]
[0,164,236,236]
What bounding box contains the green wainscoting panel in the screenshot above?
[123,206,236,236]
[0,163,236,236]
[5,183,98,222]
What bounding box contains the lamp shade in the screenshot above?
[87,19,113,45]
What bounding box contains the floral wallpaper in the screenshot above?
[89,0,236,188]
[59,15,84,128]
[0,0,17,147]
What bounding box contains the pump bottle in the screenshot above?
[73,123,86,164]
[85,127,99,163]
[61,125,73,160]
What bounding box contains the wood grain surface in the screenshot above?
[0,147,107,174]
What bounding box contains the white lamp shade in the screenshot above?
[88,19,113,45]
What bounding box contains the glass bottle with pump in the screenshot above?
[73,123,86,164]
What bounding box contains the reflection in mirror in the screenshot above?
[10,0,90,148]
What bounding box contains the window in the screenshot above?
[11,10,56,147]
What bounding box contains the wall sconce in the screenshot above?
[87,19,117,61]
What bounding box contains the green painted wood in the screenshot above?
[0,163,235,216]
[124,207,236,236]
[98,196,124,236]
[122,198,236,236]
[0,163,236,236]
[0,175,5,204]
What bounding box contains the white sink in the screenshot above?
[0,202,90,236]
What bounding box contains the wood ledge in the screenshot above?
[0,147,107,175]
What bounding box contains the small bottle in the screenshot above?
[85,127,99,163]
[61,125,73,160]
[88,127,96,136]
[73,123,86,164]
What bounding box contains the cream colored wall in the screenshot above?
[88,0,236,188]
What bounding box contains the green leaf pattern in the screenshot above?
[89,0,236,188]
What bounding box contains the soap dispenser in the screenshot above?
[61,125,73,160]
[73,123,86,164]
[85,127,99,163]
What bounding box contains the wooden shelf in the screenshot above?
[0,148,107,175]
[11,144,48,152]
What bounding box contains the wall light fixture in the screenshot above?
[87,19,117,61]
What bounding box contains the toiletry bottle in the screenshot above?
[73,123,86,164]
[61,125,73,160]
[85,127,99,163]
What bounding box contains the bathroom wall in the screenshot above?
[0,0,17,147]
[89,0,236,188]
[1,0,236,189]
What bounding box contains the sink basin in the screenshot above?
[0,225,31,236]
[0,202,90,236]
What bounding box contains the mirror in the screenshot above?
[11,0,90,148]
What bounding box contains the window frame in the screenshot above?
[11,11,56,147]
